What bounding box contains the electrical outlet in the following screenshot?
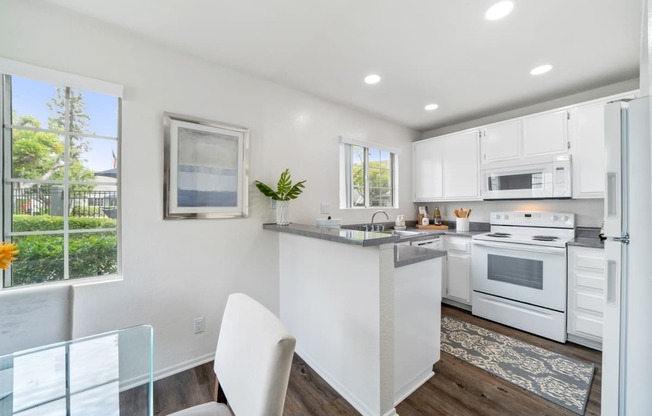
[320,203,330,214]
[193,317,205,334]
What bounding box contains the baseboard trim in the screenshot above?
[394,369,434,406]
[119,352,215,392]
[154,352,215,382]
[295,346,396,416]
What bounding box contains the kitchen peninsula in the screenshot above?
[264,223,445,416]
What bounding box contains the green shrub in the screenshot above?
[13,214,116,231]
[10,215,118,286]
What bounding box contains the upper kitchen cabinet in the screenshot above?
[442,130,480,200]
[569,101,606,198]
[480,120,520,163]
[569,92,637,199]
[480,110,569,165]
[413,130,480,202]
[522,110,569,157]
[413,138,443,200]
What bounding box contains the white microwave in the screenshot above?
[481,155,571,200]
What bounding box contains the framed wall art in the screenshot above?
[163,113,249,219]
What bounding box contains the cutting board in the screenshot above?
[416,224,449,230]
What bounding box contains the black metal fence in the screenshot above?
[13,188,117,218]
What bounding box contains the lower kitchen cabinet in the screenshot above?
[567,246,605,350]
[443,236,472,308]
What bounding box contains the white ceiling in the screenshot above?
[38,0,641,131]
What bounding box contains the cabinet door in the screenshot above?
[567,246,605,344]
[442,130,480,200]
[522,110,568,157]
[481,120,520,163]
[569,102,606,198]
[447,252,471,303]
[413,139,443,200]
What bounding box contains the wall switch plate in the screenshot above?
[320,203,330,214]
[193,317,205,334]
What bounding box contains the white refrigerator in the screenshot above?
[603,96,652,415]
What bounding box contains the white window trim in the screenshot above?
[1,62,123,289]
[339,137,400,209]
[0,58,123,98]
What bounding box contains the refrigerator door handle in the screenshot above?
[606,171,619,217]
[607,259,618,304]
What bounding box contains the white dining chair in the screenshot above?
[170,293,296,416]
[0,284,74,356]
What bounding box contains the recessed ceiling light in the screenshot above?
[425,104,439,111]
[485,1,514,21]
[364,74,381,85]
[530,64,553,75]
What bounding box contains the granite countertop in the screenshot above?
[567,227,605,249]
[263,223,447,267]
[394,244,446,268]
[263,223,398,247]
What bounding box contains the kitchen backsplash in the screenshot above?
[421,199,603,228]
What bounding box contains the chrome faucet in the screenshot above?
[370,210,389,232]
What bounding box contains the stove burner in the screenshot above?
[532,235,559,242]
[486,233,512,238]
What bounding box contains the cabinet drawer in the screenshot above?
[575,271,605,291]
[575,290,604,314]
[446,239,471,253]
[573,314,603,339]
[572,251,605,271]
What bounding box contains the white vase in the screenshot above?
[276,200,290,225]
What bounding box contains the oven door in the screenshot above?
[472,240,567,311]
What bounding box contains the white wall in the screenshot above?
[0,0,419,377]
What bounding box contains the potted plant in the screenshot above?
[255,169,306,225]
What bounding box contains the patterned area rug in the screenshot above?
[441,316,594,415]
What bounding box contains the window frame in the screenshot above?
[0,59,123,289]
[339,137,399,209]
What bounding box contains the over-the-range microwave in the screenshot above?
[481,155,571,200]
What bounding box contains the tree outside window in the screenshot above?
[345,142,396,208]
[2,75,120,287]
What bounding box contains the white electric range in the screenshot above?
[471,211,575,342]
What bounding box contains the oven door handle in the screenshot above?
[472,240,566,255]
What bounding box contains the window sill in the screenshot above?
[2,274,124,292]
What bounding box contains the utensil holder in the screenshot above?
[456,218,469,232]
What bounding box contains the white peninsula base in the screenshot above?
[277,232,442,416]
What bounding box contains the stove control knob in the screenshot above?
[553,215,559,221]
[494,214,501,220]
[503,214,509,220]
[562,215,569,222]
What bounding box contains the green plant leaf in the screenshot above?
[255,169,306,201]
[255,181,281,200]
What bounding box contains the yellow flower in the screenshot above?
[0,242,19,270]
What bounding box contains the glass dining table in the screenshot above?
[0,325,153,416]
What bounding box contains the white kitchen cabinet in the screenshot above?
[567,246,605,350]
[480,110,569,165]
[413,132,480,202]
[442,130,480,200]
[522,110,569,157]
[480,120,520,163]
[569,92,637,198]
[569,101,605,198]
[443,236,472,307]
[413,138,443,200]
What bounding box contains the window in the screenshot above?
[340,138,398,208]
[1,62,122,288]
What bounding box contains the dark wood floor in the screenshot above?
[133,304,601,416]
